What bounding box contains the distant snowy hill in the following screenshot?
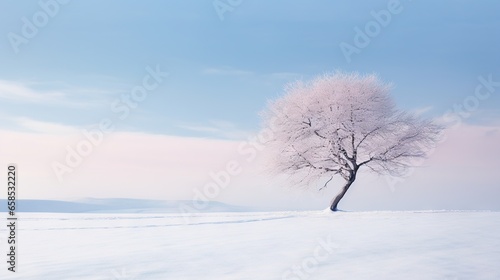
[0,198,255,213]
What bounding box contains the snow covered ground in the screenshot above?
[1,211,499,279]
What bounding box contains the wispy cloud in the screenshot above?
[0,80,117,107]
[412,106,433,116]
[13,117,79,134]
[0,80,66,103]
[177,120,252,139]
[202,68,304,81]
[176,124,221,133]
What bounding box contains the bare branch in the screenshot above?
[319,176,334,191]
[261,71,441,198]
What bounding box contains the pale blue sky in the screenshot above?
[1,1,500,210]
[1,0,499,138]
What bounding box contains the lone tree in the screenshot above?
[262,72,441,211]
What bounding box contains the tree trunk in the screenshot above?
[329,173,356,211]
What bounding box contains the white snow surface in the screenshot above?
[1,211,499,279]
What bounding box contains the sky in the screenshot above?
[0,0,499,211]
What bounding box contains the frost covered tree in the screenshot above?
[262,72,441,211]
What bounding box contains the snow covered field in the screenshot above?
[1,211,499,279]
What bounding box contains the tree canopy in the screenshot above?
[262,72,441,211]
